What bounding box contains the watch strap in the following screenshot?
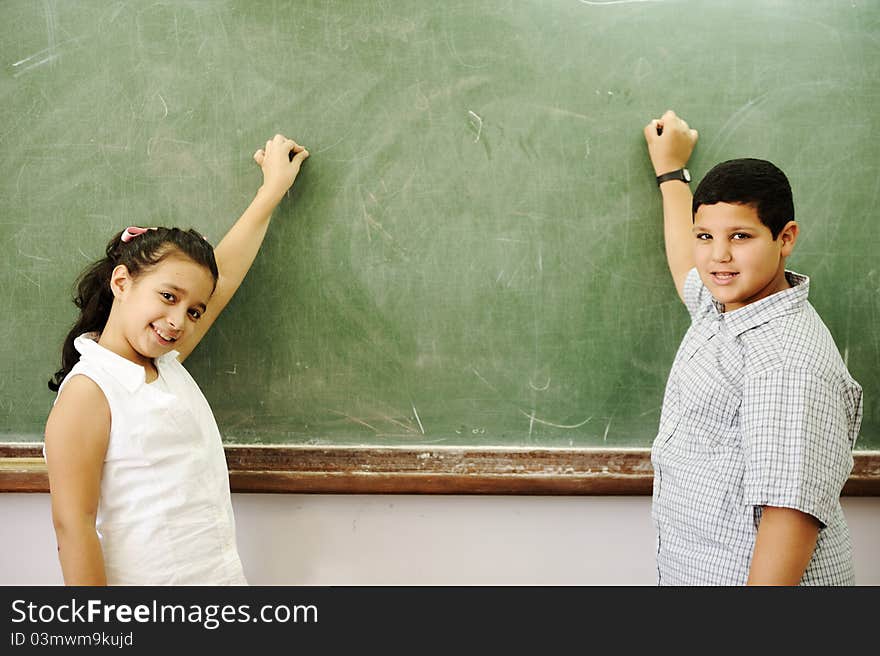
[656,168,690,186]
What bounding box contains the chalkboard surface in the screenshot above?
[2,1,877,449]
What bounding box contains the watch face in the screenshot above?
[657,169,691,186]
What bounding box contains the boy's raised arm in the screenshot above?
[643,110,698,303]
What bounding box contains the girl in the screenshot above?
[44,134,309,585]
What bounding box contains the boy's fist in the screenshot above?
[644,110,698,176]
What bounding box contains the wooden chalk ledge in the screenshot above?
[1,444,878,495]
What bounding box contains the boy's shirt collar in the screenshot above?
[73,332,180,393]
[711,270,810,337]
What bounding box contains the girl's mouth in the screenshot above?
[151,324,177,345]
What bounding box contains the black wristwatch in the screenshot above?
[656,168,691,186]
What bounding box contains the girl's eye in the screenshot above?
[732,233,751,240]
[696,233,711,241]
[161,292,175,302]
[188,309,202,321]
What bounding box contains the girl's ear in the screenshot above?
[109,264,132,299]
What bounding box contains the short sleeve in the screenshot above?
[682,267,711,321]
[741,368,855,527]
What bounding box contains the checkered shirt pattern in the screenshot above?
[651,268,862,585]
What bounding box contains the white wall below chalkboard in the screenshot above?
[2,494,878,585]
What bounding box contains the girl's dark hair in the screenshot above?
[692,158,795,239]
[48,227,218,392]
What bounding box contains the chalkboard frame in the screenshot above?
[1,444,878,495]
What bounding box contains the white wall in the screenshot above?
[2,494,878,585]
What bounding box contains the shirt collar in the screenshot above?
[73,333,180,393]
[713,270,810,337]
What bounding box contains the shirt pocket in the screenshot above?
[676,350,742,445]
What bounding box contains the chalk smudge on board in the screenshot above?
[12,53,58,76]
[578,0,662,6]
[468,110,483,142]
[518,409,592,429]
[330,410,379,433]
[411,403,425,434]
[19,251,52,263]
[529,377,550,391]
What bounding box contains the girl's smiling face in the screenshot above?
[693,202,798,312]
[105,253,215,367]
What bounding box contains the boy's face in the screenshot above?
[692,202,797,312]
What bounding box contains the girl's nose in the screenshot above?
[168,311,185,331]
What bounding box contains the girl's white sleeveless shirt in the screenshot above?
[52,334,247,585]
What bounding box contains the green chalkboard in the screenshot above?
[1,0,877,449]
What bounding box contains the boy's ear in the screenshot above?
[109,264,132,298]
[779,220,798,257]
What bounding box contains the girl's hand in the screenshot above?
[643,110,698,176]
[253,133,309,202]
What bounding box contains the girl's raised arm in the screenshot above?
[176,134,308,361]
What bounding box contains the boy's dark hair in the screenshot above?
[692,158,794,239]
[49,228,218,392]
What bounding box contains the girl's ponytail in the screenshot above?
[48,227,218,391]
[48,231,125,391]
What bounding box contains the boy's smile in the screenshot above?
[693,202,798,312]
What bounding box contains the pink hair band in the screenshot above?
[121,226,149,243]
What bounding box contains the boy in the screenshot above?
[642,110,862,585]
